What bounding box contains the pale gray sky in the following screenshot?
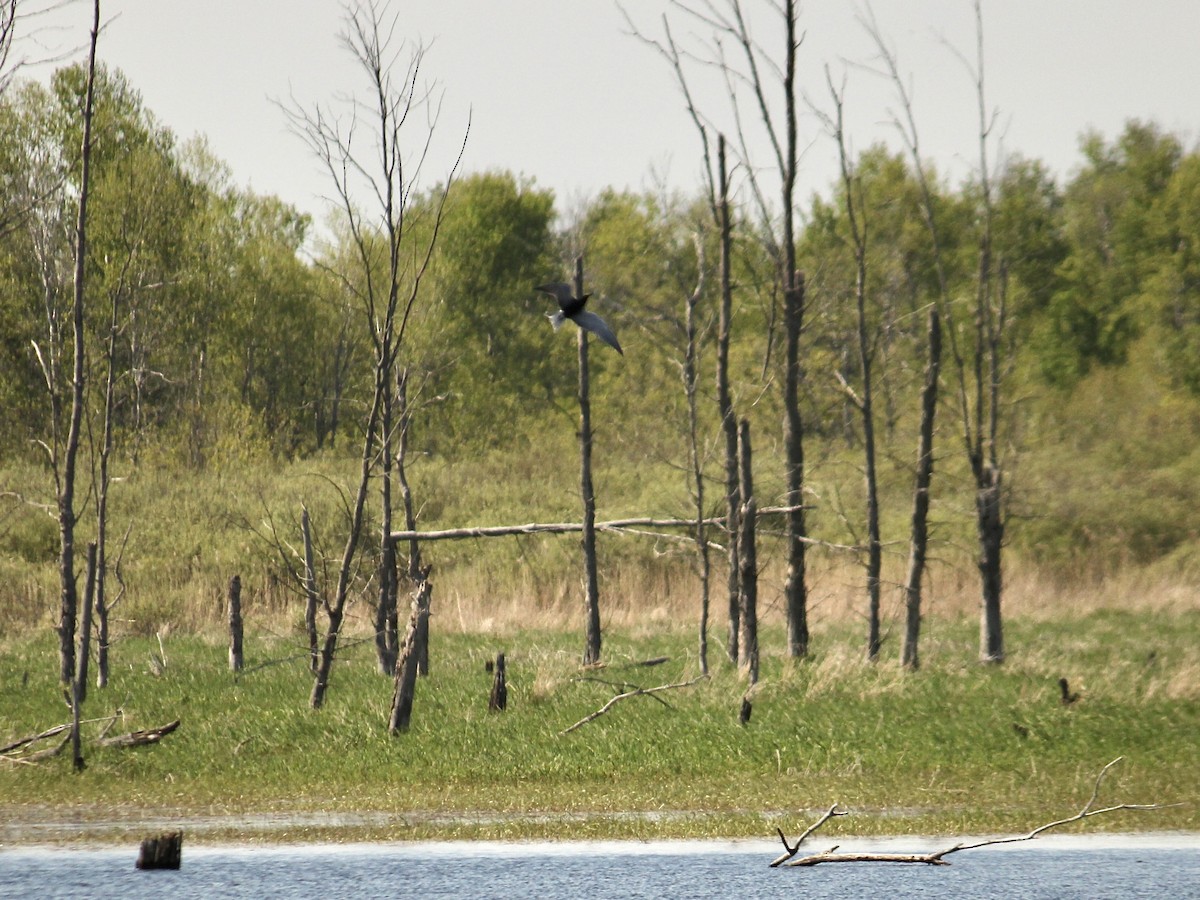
[19,1,1200,221]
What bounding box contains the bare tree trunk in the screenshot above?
[389,573,432,734]
[395,368,424,674]
[71,541,96,770]
[93,239,120,690]
[301,506,320,674]
[58,0,100,686]
[779,1,809,661]
[902,307,941,670]
[977,463,1004,661]
[289,2,466,709]
[825,75,883,660]
[227,574,243,673]
[374,408,399,675]
[75,542,96,707]
[715,136,741,665]
[488,651,507,712]
[576,256,602,666]
[683,236,710,676]
[736,420,758,684]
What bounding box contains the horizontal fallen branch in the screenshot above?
[99,719,180,748]
[771,758,1181,869]
[1,711,123,760]
[561,676,706,735]
[389,506,807,544]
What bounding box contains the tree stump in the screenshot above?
[227,575,243,672]
[136,830,182,870]
[489,652,507,712]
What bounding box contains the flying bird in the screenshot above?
[535,282,623,355]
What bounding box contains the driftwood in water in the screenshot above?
[770,758,1178,869]
[488,652,507,712]
[136,831,182,870]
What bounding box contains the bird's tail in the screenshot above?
[546,311,567,331]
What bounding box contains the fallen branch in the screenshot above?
[561,676,706,735]
[1,710,123,758]
[389,506,807,544]
[772,758,1181,868]
[99,719,180,748]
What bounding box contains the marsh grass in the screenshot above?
[2,446,1198,842]
[1,607,1196,843]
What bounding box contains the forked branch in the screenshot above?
[560,676,706,735]
[772,758,1180,868]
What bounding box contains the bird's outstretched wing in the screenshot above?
[535,282,587,317]
[573,310,624,355]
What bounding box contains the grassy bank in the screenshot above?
[2,608,1196,844]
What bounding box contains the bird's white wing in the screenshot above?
[573,310,624,355]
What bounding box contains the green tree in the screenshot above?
[1042,121,1181,384]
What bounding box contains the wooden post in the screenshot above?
[227,574,243,673]
[576,255,602,666]
[489,651,507,712]
[737,420,759,684]
[136,831,182,870]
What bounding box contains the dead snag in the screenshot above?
[389,571,432,734]
[227,574,243,672]
[489,652,507,712]
[136,831,182,870]
[772,758,1179,868]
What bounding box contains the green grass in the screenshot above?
[2,610,1196,844]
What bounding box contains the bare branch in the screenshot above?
[775,758,1182,868]
[560,676,706,735]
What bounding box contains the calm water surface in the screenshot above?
[1,836,1197,899]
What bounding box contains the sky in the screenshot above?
[15,0,1200,224]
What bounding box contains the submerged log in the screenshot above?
[136,830,182,870]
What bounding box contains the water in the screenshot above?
[1,836,1197,899]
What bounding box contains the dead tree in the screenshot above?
[227,574,243,672]
[574,255,603,666]
[860,9,958,671]
[282,0,465,709]
[820,70,883,660]
[300,506,319,674]
[51,0,100,687]
[736,419,758,684]
[395,368,428,675]
[682,237,712,675]
[488,651,507,712]
[901,308,941,670]
[716,137,741,665]
[621,13,727,673]
[71,541,96,771]
[388,572,431,734]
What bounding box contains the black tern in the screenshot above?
[535,282,623,355]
